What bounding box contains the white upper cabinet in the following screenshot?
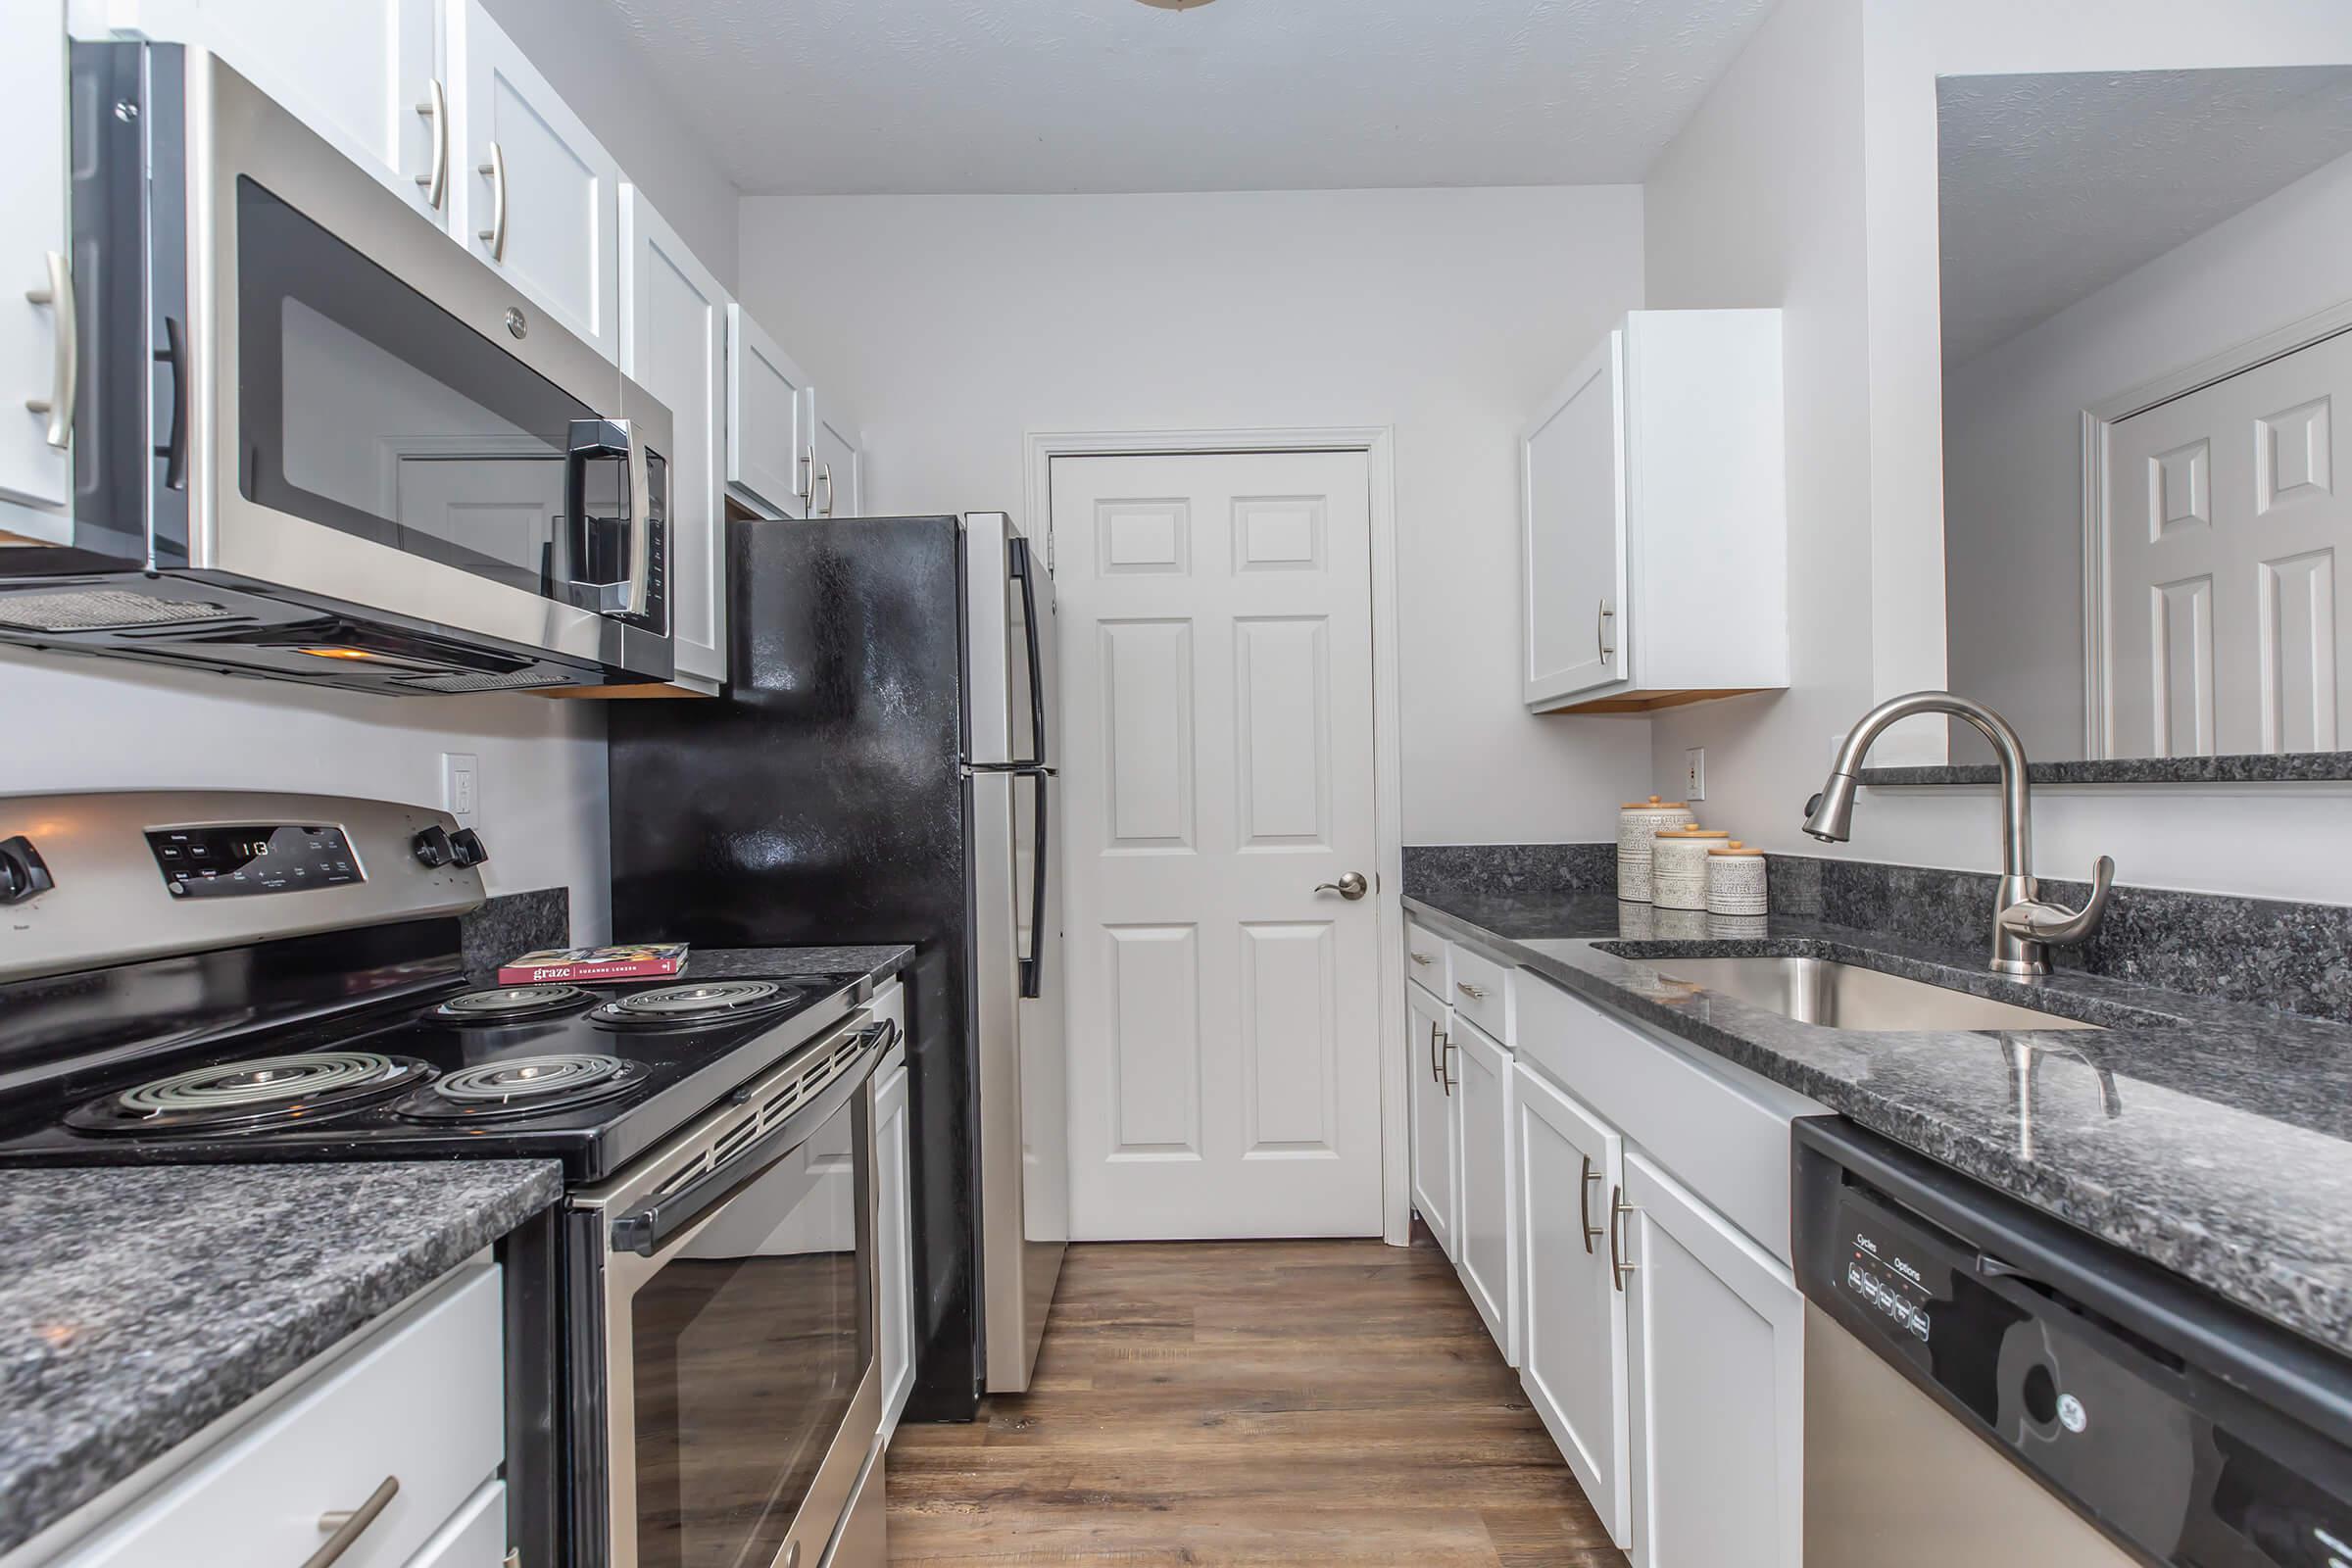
[725,304,811,517]
[620,186,728,689]
[0,0,71,538]
[808,390,862,518]
[1522,309,1788,713]
[79,0,447,228]
[450,0,619,362]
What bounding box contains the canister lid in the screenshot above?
[1709,840,1766,857]
[1654,826,1730,839]
[1621,794,1690,810]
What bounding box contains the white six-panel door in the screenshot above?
[2105,326,2352,757]
[1054,451,1384,1240]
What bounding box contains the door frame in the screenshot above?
[2079,295,2352,759]
[1025,425,1412,1246]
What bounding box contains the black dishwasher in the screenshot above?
[1794,1117,2352,1567]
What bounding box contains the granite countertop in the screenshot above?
[466,943,916,990]
[1404,888,2352,1359]
[0,1160,561,1555]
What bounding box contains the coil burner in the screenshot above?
[66,1051,433,1134]
[396,1053,646,1122]
[589,980,807,1028]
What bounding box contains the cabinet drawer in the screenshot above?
[62,1264,504,1568]
[1447,943,1510,1042]
[1515,974,1820,1264]
[1404,918,1449,1000]
[403,1479,508,1567]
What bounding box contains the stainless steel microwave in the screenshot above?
[0,43,674,694]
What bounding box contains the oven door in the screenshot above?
[572,1015,894,1568]
[116,46,671,682]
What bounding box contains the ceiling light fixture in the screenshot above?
[1134,0,1218,9]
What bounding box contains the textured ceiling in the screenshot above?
[605,0,1778,194]
[1938,68,2352,369]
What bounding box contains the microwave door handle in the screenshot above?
[1009,535,1047,767]
[608,1020,897,1257]
[564,418,633,612]
[621,421,652,616]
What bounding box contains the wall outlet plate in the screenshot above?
[442,752,479,824]
[1684,747,1706,801]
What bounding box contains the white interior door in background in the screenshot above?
[1055,451,1384,1241]
[2104,326,2352,758]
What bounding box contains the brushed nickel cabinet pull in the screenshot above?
[1597,598,1616,665]
[1455,980,1487,1001]
[24,251,74,449]
[306,1474,399,1568]
[416,78,448,210]
[1579,1155,1602,1254]
[1429,1019,1443,1085]
[1608,1186,1636,1293]
[1409,950,1433,966]
[477,141,508,259]
[1442,1036,1456,1096]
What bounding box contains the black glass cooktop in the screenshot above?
[0,970,871,1180]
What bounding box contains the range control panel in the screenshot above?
[145,824,363,899]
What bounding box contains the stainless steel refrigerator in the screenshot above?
[607,512,1066,1418]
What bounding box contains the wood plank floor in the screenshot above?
[886,1232,1629,1566]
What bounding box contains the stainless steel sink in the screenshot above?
[1642,956,2101,1033]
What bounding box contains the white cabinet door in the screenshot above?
[1451,1017,1514,1363]
[0,0,72,534]
[809,390,860,518]
[1406,983,1457,1258]
[619,186,728,688]
[1515,1061,1630,1547]
[1521,328,1627,706]
[169,0,446,226]
[725,305,810,517]
[1623,1149,1804,1568]
[451,0,618,361]
[875,1057,915,1438]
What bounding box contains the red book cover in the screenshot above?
[498,944,689,985]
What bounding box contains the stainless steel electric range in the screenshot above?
[0,790,901,1568]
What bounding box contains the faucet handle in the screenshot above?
[1999,856,2116,949]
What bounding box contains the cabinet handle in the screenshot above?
[1429,1021,1444,1086]
[1579,1155,1602,1254]
[306,1474,399,1568]
[800,444,816,505]
[1597,598,1616,665]
[1409,950,1433,966]
[24,251,74,450]
[818,463,836,516]
[1455,981,1487,1001]
[415,78,448,210]
[1442,1037,1457,1096]
[1608,1186,1636,1293]
[477,141,508,260]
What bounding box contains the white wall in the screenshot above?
[1945,144,2352,761]
[735,186,1654,846]
[1645,0,2352,905]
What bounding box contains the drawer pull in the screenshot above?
[307,1474,399,1567]
[1579,1155,1602,1254]
[1409,950,1434,966]
[1455,981,1488,1001]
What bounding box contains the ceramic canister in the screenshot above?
[1616,795,1696,902]
[1651,826,1732,910]
[1706,841,1770,917]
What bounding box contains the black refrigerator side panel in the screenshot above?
[608,514,984,1420]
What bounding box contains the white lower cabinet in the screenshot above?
[875,1052,915,1439]
[1515,1061,1630,1545]
[1623,1149,1805,1568]
[58,1262,506,1567]
[1451,1017,1515,1363]
[1405,980,1457,1259]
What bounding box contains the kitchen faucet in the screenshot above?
[1802,691,2114,976]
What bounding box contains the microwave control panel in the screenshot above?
[145,824,363,898]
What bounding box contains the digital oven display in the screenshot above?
[145,824,363,899]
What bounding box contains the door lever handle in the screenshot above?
[1314,871,1369,901]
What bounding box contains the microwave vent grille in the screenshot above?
[392,667,558,694]
[0,590,230,634]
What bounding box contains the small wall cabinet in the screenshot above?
[1521,309,1788,713]
[725,304,813,518]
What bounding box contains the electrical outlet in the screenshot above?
[442,752,479,825]
[1684,748,1706,802]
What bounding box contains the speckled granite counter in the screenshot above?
[0,1160,561,1554]
[467,943,914,991]
[1404,889,2352,1359]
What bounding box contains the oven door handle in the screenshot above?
[608,1019,898,1258]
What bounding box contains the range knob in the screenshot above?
[413,825,455,868]
[0,835,55,905]
[449,828,489,868]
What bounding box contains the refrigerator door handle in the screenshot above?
[1020,774,1050,1000]
[1009,535,1049,769]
